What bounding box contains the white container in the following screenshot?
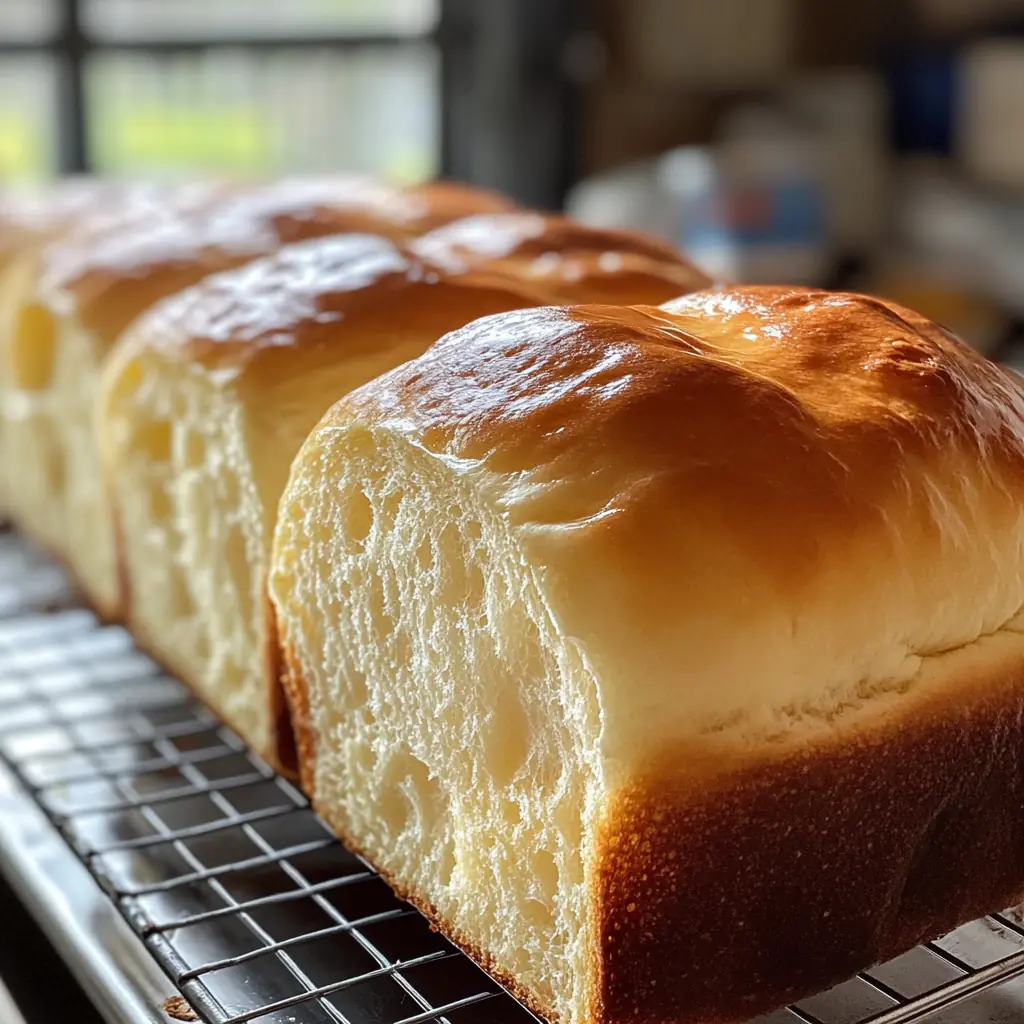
[712,104,832,284]
[783,68,888,254]
[959,39,1024,192]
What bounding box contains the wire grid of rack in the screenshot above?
[4,532,1024,1024]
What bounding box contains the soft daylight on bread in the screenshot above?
[2,176,509,614]
[97,214,707,769]
[268,285,1024,1024]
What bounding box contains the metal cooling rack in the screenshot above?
[3,533,1024,1024]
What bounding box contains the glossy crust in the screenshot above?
[0,178,158,265]
[403,179,518,222]
[38,177,521,349]
[335,287,1024,771]
[123,231,556,374]
[412,211,712,304]
[301,285,1024,1023]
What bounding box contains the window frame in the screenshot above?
[0,0,581,208]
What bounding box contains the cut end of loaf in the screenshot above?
[3,303,119,614]
[270,423,606,1024]
[100,348,275,756]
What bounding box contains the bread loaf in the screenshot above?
[97,216,707,770]
[3,177,508,615]
[268,285,1024,1024]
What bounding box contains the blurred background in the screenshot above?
[2,0,1024,358]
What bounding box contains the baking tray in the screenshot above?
[3,531,1024,1024]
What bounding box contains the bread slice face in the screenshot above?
[271,421,604,1022]
[269,287,1024,1023]
[98,232,564,767]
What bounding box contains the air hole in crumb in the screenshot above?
[503,798,523,826]
[465,562,485,607]
[348,666,368,705]
[532,848,559,907]
[554,802,583,850]
[343,490,374,550]
[512,947,532,977]
[379,488,404,527]
[466,520,483,542]
[352,743,376,775]
[378,780,411,837]
[483,681,531,787]
[135,420,172,462]
[182,430,206,470]
[415,538,433,572]
[147,484,172,521]
[524,898,555,929]
[407,756,448,837]
[379,749,441,838]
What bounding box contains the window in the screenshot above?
[0,0,440,183]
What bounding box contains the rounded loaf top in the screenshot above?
[326,285,1024,765]
[36,177,520,344]
[412,211,713,304]
[111,229,561,377]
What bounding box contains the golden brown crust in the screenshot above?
[261,585,297,778]
[403,179,519,225]
[278,644,318,798]
[592,650,1024,1024]
[121,231,563,379]
[304,283,1024,1022]
[411,211,712,305]
[37,178,529,351]
[336,286,1024,767]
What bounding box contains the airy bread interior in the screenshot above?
[100,338,438,761]
[101,352,267,741]
[3,297,119,611]
[270,423,605,1024]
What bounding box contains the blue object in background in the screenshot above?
[888,48,957,155]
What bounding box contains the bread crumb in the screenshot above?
[163,995,198,1021]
